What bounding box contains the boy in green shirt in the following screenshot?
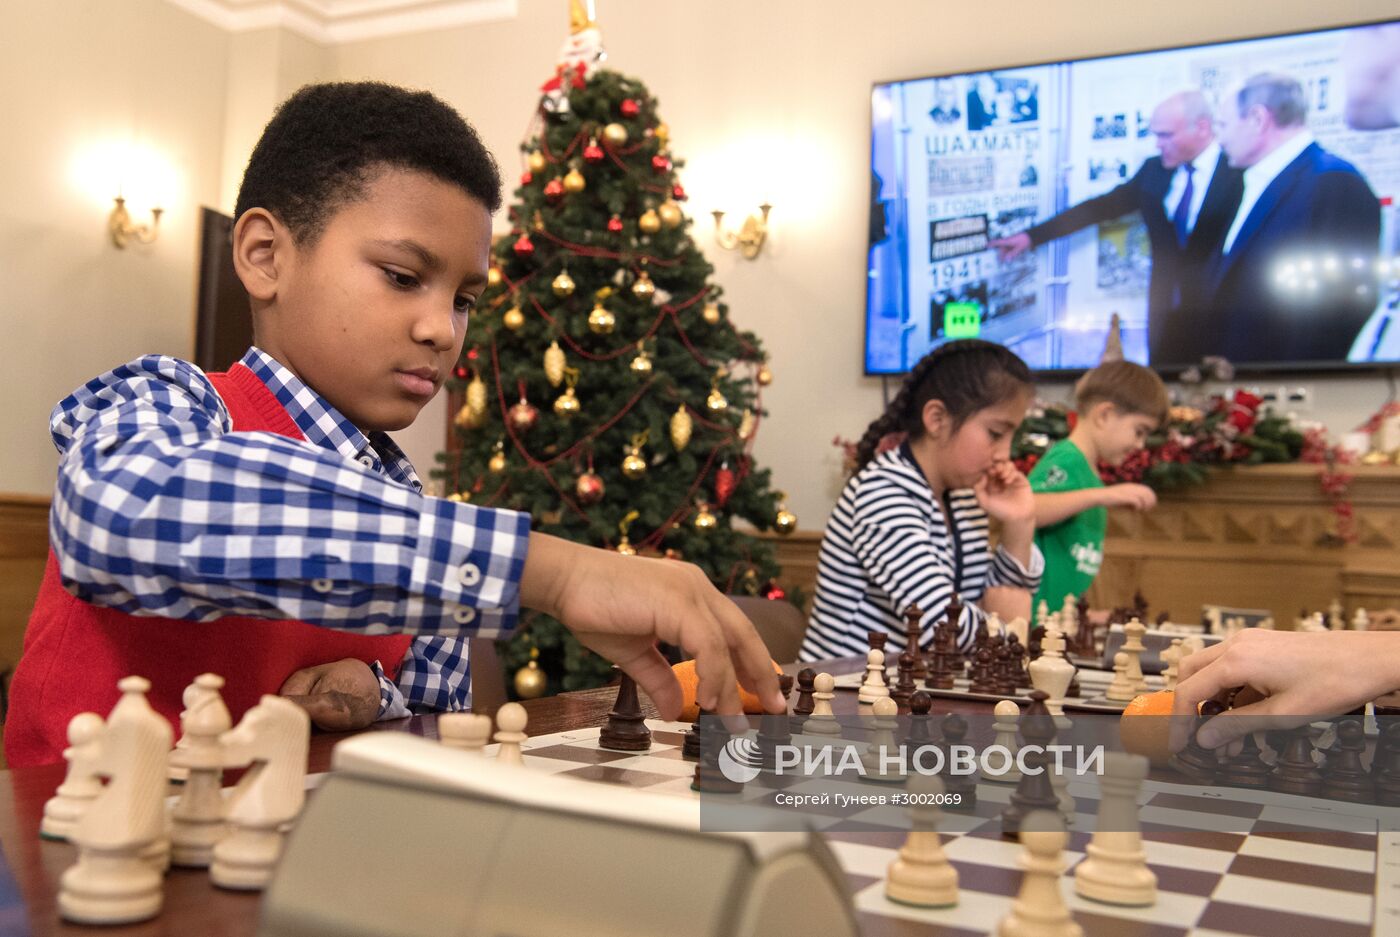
[1029,360,1169,613]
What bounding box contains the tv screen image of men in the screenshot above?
[988,90,1244,366]
[1207,72,1382,364]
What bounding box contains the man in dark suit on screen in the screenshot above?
[989,90,1243,366]
[1206,73,1382,364]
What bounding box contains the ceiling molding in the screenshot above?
[163,0,518,45]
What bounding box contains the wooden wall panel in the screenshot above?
[0,494,48,677]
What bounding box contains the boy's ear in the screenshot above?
[920,399,950,438]
[231,208,288,303]
[1085,400,1118,426]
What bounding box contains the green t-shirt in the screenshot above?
[1028,439,1105,612]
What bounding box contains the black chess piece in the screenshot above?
[599,672,652,751]
[1006,633,1029,688]
[757,675,795,771]
[907,691,936,747]
[891,656,916,713]
[1002,690,1060,838]
[1374,722,1400,807]
[1074,594,1095,656]
[1322,720,1374,804]
[1268,725,1323,797]
[1218,732,1271,790]
[903,604,928,681]
[691,716,743,794]
[793,667,817,723]
[682,706,708,760]
[939,713,977,811]
[968,647,998,695]
[925,622,957,690]
[1170,699,1223,784]
[993,639,1016,696]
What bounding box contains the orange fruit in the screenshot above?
[671,658,783,722]
[1119,690,1176,766]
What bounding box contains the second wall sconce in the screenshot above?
[110,196,162,248]
[712,203,771,259]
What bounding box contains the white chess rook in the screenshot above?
[1074,752,1157,907]
[885,773,958,907]
[210,695,310,891]
[58,677,172,926]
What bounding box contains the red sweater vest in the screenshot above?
[4,364,415,767]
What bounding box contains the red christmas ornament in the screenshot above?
[452,364,469,380]
[575,471,605,505]
[607,215,624,234]
[520,171,533,186]
[544,178,565,201]
[513,234,535,258]
[651,154,671,173]
[714,462,737,508]
[761,580,786,601]
[583,140,605,163]
[620,98,640,118]
[672,184,688,201]
[509,383,539,432]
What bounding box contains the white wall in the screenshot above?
[3,0,1396,525]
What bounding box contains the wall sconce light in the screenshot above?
[109,196,162,248]
[712,203,771,259]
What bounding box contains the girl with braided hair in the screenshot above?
[801,340,1041,662]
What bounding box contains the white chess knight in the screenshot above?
[58,676,173,925]
[1074,752,1157,907]
[169,674,232,868]
[210,695,310,891]
[858,649,892,705]
[41,712,105,841]
[885,773,958,908]
[1160,639,1183,692]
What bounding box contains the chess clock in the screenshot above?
[260,733,860,937]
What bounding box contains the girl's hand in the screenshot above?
[974,461,1035,525]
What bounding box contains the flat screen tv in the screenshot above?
[865,20,1400,374]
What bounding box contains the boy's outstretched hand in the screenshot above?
[520,532,786,720]
[279,658,381,732]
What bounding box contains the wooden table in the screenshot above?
[3,660,947,937]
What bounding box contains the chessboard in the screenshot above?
[415,719,1399,937]
[832,666,1166,713]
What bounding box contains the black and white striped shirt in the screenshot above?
[801,443,1042,662]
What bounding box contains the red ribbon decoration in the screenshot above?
[540,62,588,93]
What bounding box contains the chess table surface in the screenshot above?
[2,658,1396,936]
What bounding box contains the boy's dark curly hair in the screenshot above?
[234,81,501,244]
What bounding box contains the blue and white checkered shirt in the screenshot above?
[48,347,531,719]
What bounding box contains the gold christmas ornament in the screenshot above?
[488,440,506,473]
[654,122,670,144]
[631,271,656,300]
[553,368,581,419]
[602,122,628,146]
[638,209,661,234]
[737,408,756,441]
[527,150,547,173]
[587,301,616,334]
[543,340,566,387]
[513,646,547,699]
[701,302,721,325]
[657,200,683,229]
[503,306,525,330]
[706,384,728,414]
[487,266,503,288]
[670,404,692,451]
[616,510,640,555]
[773,493,798,536]
[629,342,653,375]
[622,431,649,479]
[693,502,717,531]
[757,364,773,386]
[465,373,488,416]
[563,167,586,194]
[453,399,485,430]
[552,270,576,297]
[446,491,470,502]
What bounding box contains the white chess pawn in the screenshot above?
[862,697,904,782]
[1328,598,1345,631]
[493,702,528,766]
[1036,600,1050,630]
[210,696,310,891]
[987,612,1003,637]
[885,773,958,907]
[1121,618,1148,693]
[1353,608,1370,631]
[439,712,493,753]
[995,812,1083,937]
[59,676,172,925]
[802,673,843,736]
[1105,651,1137,702]
[1160,639,1182,692]
[1074,752,1157,906]
[41,712,105,841]
[983,700,1022,784]
[170,673,231,868]
[858,649,891,705]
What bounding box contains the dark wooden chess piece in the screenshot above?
[907,691,935,747]
[968,618,990,669]
[1132,589,1149,623]
[1074,594,1095,656]
[945,595,964,633]
[1170,699,1223,784]
[1373,722,1400,807]
[599,672,652,751]
[1155,610,1171,627]
[757,675,795,771]
[925,622,956,690]
[1322,719,1374,804]
[682,706,708,760]
[968,647,998,695]
[691,717,742,794]
[1218,732,1271,790]
[993,638,1016,696]
[903,604,928,681]
[891,655,916,713]
[1268,725,1324,797]
[939,713,977,810]
[793,667,817,728]
[1006,633,1029,688]
[1002,690,1060,838]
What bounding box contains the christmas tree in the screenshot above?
[437,4,797,698]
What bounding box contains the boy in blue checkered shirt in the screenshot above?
[6,82,779,767]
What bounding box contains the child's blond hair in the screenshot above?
[1074,360,1169,424]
